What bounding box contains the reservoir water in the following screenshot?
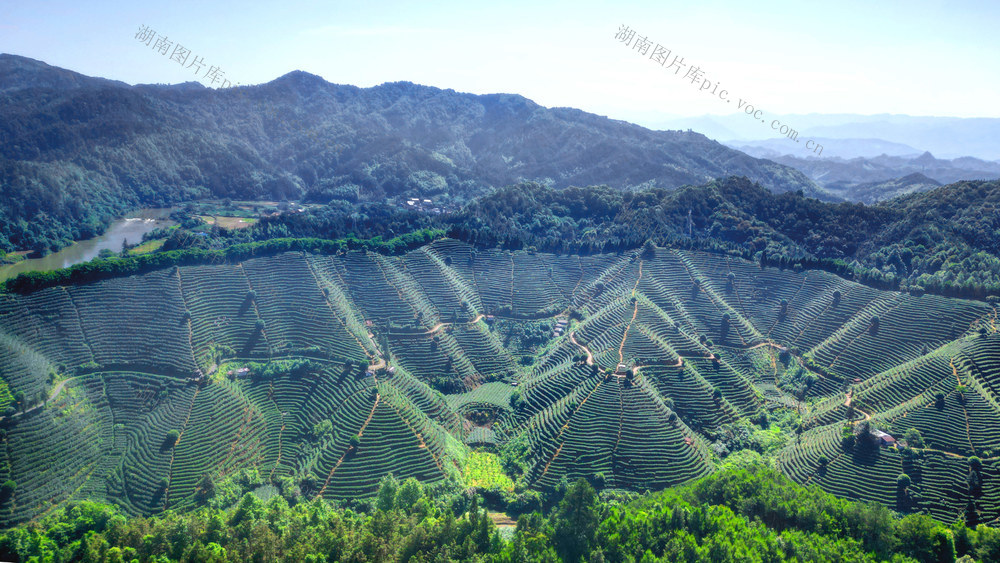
[0,208,175,282]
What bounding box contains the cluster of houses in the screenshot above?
[552,318,568,338]
[403,198,453,214]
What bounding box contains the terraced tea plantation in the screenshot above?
[0,239,997,526]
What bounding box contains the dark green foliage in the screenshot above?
[164,429,180,446]
[905,428,925,448]
[375,474,399,512]
[552,479,600,562]
[2,465,999,562]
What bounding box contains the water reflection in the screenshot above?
[0,209,175,282]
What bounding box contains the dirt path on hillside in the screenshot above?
[675,250,749,348]
[764,275,808,341]
[422,314,486,336]
[315,393,381,500]
[174,268,201,371]
[725,257,751,326]
[951,359,977,455]
[509,254,516,312]
[569,332,595,366]
[744,341,789,384]
[385,399,445,473]
[218,403,256,479]
[619,300,640,366]
[165,385,201,509]
[304,258,373,362]
[746,342,789,352]
[614,380,625,451]
[0,376,79,421]
[845,390,872,423]
[616,262,644,365]
[536,380,605,482]
[568,255,586,305]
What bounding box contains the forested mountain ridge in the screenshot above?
[452,176,1000,296]
[0,54,822,253]
[252,176,1000,298]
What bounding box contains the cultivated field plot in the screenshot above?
[0,240,996,524]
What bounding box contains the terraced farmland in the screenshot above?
[0,240,996,525]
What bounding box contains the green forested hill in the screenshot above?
[0,240,997,535]
[0,54,820,254]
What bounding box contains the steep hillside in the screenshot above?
[0,240,995,526]
[0,54,821,254]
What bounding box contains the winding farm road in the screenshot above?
[0,376,79,422]
[423,314,486,336]
[569,331,595,366]
[844,391,872,423]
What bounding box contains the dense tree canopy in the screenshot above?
[4,466,1000,562]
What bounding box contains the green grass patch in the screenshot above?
[0,379,13,412]
[463,451,514,491]
[129,238,166,255]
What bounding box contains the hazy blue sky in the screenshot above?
[1,0,997,126]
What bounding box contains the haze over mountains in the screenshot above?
[730,137,923,160]
[644,113,1000,160]
[737,151,1000,203]
[644,113,1000,202]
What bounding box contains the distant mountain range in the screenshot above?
[643,113,1000,160]
[727,138,922,160]
[754,151,1000,203]
[839,172,942,204]
[0,54,822,254]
